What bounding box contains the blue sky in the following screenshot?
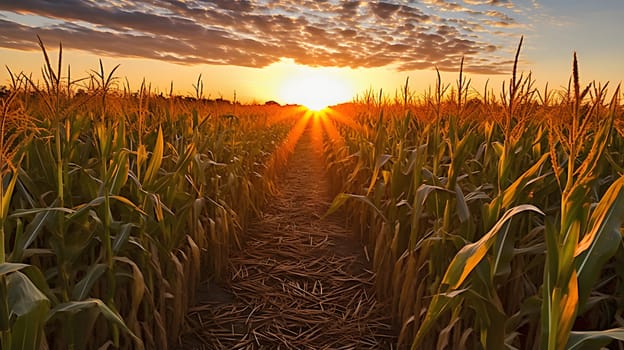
[524,1,623,88]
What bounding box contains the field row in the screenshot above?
[1,59,307,348]
[323,64,624,349]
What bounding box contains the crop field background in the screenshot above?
[324,50,624,349]
[1,38,624,350]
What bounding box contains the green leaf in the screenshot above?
[9,305,48,350]
[1,169,19,219]
[541,219,560,350]
[567,328,624,350]
[7,271,49,317]
[556,269,579,348]
[109,195,146,215]
[501,152,549,209]
[325,193,388,223]
[112,223,136,254]
[411,289,467,350]
[367,153,392,195]
[97,122,113,160]
[20,265,58,305]
[491,141,504,158]
[462,287,507,350]
[106,149,129,195]
[410,184,454,248]
[72,264,107,301]
[47,298,143,346]
[68,195,145,221]
[143,126,163,185]
[113,257,145,330]
[8,207,75,219]
[491,220,512,279]
[575,175,624,307]
[173,143,197,174]
[10,209,54,262]
[454,184,470,223]
[0,263,29,277]
[7,271,50,350]
[443,204,544,290]
[413,204,543,348]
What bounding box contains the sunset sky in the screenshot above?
[0,0,622,107]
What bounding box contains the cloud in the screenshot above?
[464,0,514,7]
[0,0,536,74]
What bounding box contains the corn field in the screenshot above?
[324,41,624,349]
[0,40,302,349]
[2,38,624,350]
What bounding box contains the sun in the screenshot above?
[278,71,352,111]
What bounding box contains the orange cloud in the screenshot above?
[0,0,535,74]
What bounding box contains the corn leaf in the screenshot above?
[491,220,512,279]
[1,170,19,219]
[47,298,143,346]
[112,223,136,254]
[20,265,57,305]
[143,126,163,185]
[8,207,75,219]
[10,208,54,262]
[501,152,549,209]
[68,195,145,220]
[173,143,197,174]
[367,153,392,195]
[409,184,454,248]
[443,204,543,290]
[325,193,388,223]
[72,264,107,300]
[413,204,543,348]
[6,271,49,317]
[411,289,467,349]
[0,263,29,276]
[114,257,145,332]
[575,175,624,307]
[107,149,129,195]
[556,269,579,348]
[567,328,624,350]
[6,271,50,350]
[454,183,470,223]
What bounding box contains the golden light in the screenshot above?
[278,70,353,111]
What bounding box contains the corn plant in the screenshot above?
[324,40,624,349]
[540,54,624,350]
[2,38,298,349]
[0,64,55,350]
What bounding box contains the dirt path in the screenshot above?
[177,121,396,349]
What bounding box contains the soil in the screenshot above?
[175,120,396,349]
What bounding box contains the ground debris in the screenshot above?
[177,125,396,349]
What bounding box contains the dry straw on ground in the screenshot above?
[177,126,396,349]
